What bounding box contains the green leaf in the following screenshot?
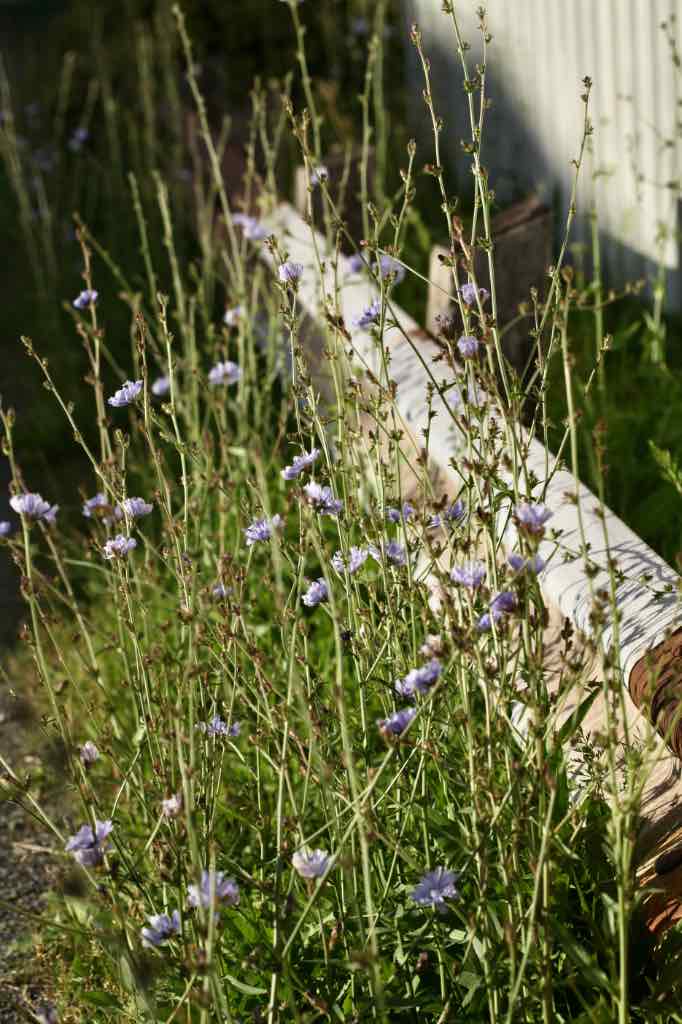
[556,686,600,747]
[458,969,482,1008]
[81,990,123,1009]
[224,972,268,996]
[552,920,615,997]
[649,440,682,498]
[132,719,147,748]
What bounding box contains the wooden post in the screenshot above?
[256,203,682,933]
[426,196,552,379]
[294,146,374,248]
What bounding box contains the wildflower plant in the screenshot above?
[0,4,673,1023]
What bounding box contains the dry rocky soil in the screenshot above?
[0,480,58,1021]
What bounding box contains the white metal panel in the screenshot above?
[402,0,682,308]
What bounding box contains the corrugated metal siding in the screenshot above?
[402,0,682,308]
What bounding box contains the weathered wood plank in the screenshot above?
[258,204,682,927]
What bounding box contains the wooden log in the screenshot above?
[256,203,682,931]
[293,147,375,249]
[426,196,552,379]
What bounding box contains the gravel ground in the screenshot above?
[0,530,59,1022]
[0,694,59,1022]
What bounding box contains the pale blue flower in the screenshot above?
[120,497,153,518]
[352,299,382,330]
[82,493,110,518]
[79,741,99,766]
[278,260,304,285]
[508,553,545,574]
[108,380,143,407]
[395,658,442,698]
[435,312,457,340]
[244,513,283,546]
[515,502,552,535]
[457,335,479,358]
[369,540,407,567]
[65,819,112,867]
[83,493,120,526]
[68,126,89,152]
[162,793,182,817]
[450,380,487,411]
[188,869,239,909]
[223,305,243,327]
[429,500,465,529]
[282,448,319,480]
[460,282,489,306]
[212,582,232,600]
[10,493,50,519]
[232,213,267,241]
[378,254,405,283]
[386,502,414,523]
[491,590,517,615]
[451,561,485,589]
[208,361,241,386]
[198,715,240,738]
[378,707,417,735]
[302,578,328,607]
[141,909,180,948]
[0,521,11,536]
[292,847,330,878]
[152,375,171,397]
[310,165,328,186]
[103,534,137,559]
[10,492,56,522]
[303,482,343,516]
[331,546,368,574]
[444,500,465,522]
[346,253,365,274]
[73,289,98,309]
[477,590,517,632]
[411,866,459,908]
[390,542,405,563]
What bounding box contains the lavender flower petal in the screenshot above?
[411,866,459,908]
[73,289,98,309]
[107,380,143,408]
[378,707,417,735]
[292,847,330,879]
[302,578,328,608]
[281,448,319,480]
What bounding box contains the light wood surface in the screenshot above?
[258,203,682,933]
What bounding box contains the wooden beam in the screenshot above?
[257,203,682,930]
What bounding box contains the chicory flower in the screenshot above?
[108,380,143,407]
[187,869,240,910]
[302,578,328,607]
[141,909,180,948]
[73,289,98,309]
[65,819,113,867]
[411,867,459,909]
[292,847,330,879]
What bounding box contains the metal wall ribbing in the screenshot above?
[401,0,682,307]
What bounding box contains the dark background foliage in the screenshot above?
[1,0,682,566]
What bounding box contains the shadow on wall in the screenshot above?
[402,9,682,310]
